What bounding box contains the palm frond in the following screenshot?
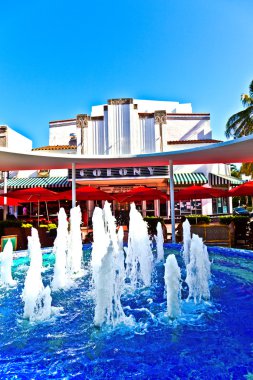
[241,94,253,107]
[249,80,253,98]
[225,106,253,138]
[240,162,253,176]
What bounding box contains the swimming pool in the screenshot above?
[0,244,252,379]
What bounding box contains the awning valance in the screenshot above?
[0,176,70,189]
[209,173,243,186]
[172,172,208,185]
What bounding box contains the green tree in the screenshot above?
[230,164,241,178]
[225,80,253,138]
[240,162,253,176]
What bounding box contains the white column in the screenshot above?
[142,200,146,217]
[154,200,159,217]
[71,163,76,209]
[169,160,175,243]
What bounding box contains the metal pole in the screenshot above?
[38,199,40,227]
[72,162,76,209]
[3,171,8,221]
[169,160,175,243]
[45,201,49,221]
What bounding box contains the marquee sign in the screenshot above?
[68,166,169,180]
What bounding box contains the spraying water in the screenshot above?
[52,208,71,290]
[126,203,153,288]
[91,205,128,327]
[103,201,126,287]
[0,239,16,287]
[155,222,164,261]
[164,254,181,318]
[67,205,84,278]
[182,219,191,265]
[186,234,211,303]
[22,228,52,322]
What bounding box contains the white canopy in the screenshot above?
[0,135,252,171]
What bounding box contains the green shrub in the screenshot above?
[219,215,249,225]
[219,216,235,225]
[187,215,211,225]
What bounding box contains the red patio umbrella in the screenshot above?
[59,186,116,201]
[228,181,253,196]
[114,187,169,202]
[174,185,228,201]
[2,187,60,224]
[2,187,59,202]
[0,196,23,206]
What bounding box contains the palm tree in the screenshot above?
[225,80,253,138]
[230,164,241,178]
[240,162,253,176]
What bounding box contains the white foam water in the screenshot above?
[52,208,72,290]
[155,222,164,261]
[126,203,153,288]
[22,228,52,322]
[164,254,181,318]
[182,219,191,265]
[91,205,129,327]
[0,239,16,287]
[186,234,211,303]
[67,205,84,278]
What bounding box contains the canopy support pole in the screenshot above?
[72,162,76,209]
[45,201,49,221]
[169,160,175,243]
[3,171,8,221]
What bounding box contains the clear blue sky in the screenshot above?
[0,0,252,148]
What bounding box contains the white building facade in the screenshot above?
[2,98,242,219]
[47,98,240,218]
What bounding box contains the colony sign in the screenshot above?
[68,166,169,180]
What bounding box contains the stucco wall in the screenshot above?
[7,127,32,152]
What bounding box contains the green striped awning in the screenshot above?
[0,176,71,189]
[172,172,208,185]
[209,173,243,186]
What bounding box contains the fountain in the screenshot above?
[182,218,191,265]
[185,233,211,303]
[0,239,16,287]
[164,254,181,318]
[22,228,52,322]
[67,205,84,278]
[91,205,128,327]
[155,221,164,261]
[126,203,153,288]
[0,205,252,378]
[51,207,70,290]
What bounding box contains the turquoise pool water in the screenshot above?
[0,244,252,379]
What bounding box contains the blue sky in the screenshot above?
[0,0,252,148]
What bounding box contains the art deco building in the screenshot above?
[1,98,242,218]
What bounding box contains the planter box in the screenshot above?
[3,227,29,250]
[191,224,232,247]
